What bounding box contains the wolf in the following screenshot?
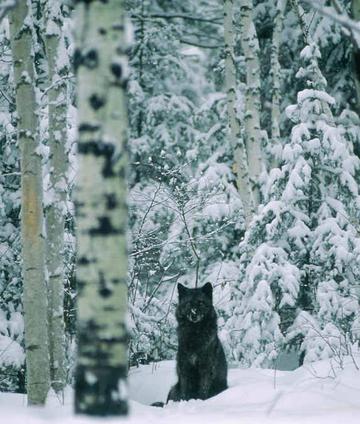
[167,282,228,402]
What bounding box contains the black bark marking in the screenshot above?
[105,193,118,210]
[74,48,99,72]
[98,271,112,298]
[88,216,124,236]
[73,48,82,73]
[111,62,122,79]
[78,140,118,177]
[111,277,127,285]
[84,49,99,69]
[78,256,97,265]
[89,94,106,110]
[112,24,124,31]
[79,123,100,133]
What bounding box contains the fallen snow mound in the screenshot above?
[1,357,360,423]
[129,357,360,423]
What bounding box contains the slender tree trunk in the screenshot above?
[74,0,129,416]
[239,0,263,206]
[9,0,50,406]
[352,0,360,112]
[44,0,68,394]
[270,0,287,168]
[224,0,254,226]
[224,0,254,227]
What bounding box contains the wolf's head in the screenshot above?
[176,282,213,323]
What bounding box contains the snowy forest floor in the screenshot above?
[1,358,360,423]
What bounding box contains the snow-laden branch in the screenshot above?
[301,0,360,47]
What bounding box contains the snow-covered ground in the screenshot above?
[1,358,360,423]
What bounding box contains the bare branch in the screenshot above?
[131,13,222,25]
[180,38,223,49]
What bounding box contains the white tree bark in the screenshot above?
[74,0,128,416]
[224,0,254,226]
[352,0,360,112]
[9,0,50,406]
[270,0,287,168]
[44,0,68,394]
[239,0,263,207]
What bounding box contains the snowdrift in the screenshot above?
[0,357,360,423]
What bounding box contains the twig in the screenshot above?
[131,13,222,25]
[180,39,223,49]
[180,208,200,287]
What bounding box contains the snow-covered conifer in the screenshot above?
[228,42,360,367]
[0,17,24,393]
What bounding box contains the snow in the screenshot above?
[0,334,24,367]
[1,358,360,423]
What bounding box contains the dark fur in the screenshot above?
[167,282,228,402]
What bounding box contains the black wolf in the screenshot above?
[167,282,228,402]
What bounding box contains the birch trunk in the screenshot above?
[270,0,287,168]
[9,0,50,406]
[352,0,360,112]
[224,0,254,226]
[74,0,128,416]
[239,0,263,206]
[44,0,67,394]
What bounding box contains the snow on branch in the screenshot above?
[301,0,360,47]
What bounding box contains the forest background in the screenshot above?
[0,0,360,410]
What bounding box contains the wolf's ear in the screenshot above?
[202,282,213,299]
[178,283,188,298]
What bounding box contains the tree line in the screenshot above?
[0,0,359,417]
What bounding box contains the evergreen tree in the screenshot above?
[228,42,360,367]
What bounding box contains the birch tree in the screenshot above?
[270,0,287,167]
[9,0,50,405]
[239,0,263,206]
[223,0,254,226]
[75,0,129,416]
[44,0,68,394]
